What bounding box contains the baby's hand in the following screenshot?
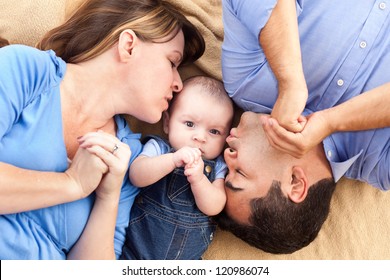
[172,147,201,168]
[184,157,205,185]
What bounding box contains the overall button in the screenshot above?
[205,165,213,173]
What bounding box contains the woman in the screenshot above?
[0,0,204,259]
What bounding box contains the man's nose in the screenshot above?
[224,147,237,161]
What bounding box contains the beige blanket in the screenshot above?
[1,0,389,259]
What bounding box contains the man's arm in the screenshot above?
[260,0,308,132]
[261,82,390,158]
[326,83,390,131]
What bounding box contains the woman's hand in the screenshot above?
[65,145,108,200]
[78,130,131,200]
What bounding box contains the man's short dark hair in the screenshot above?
[216,178,336,254]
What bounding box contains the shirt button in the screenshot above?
[327,150,332,158]
[359,41,367,48]
[379,2,386,10]
[337,79,344,86]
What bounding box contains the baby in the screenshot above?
[121,75,234,260]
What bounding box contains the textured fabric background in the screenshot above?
[1,0,389,259]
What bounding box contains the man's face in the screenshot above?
[223,112,285,223]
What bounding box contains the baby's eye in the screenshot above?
[210,129,221,135]
[185,121,194,128]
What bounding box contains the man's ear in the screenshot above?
[162,111,170,134]
[117,29,137,61]
[287,166,308,203]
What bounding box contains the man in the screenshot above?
[217,0,390,254]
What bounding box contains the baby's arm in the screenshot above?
[185,160,226,216]
[130,147,201,187]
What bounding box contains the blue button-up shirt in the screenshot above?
[222,0,390,190]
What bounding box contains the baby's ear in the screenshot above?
[162,111,170,134]
[287,166,308,203]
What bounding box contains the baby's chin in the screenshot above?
[202,152,222,161]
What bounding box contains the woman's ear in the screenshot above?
[287,166,308,203]
[162,111,170,134]
[117,29,137,61]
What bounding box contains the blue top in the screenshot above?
[0,45,142,259]
[222,0,390,190]
[141,138,227,180]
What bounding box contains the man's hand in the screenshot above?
[261,111,332,158]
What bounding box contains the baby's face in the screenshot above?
[165,86,233,160]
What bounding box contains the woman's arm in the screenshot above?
[67,191,120,259]
[67,131,131,259]
[0,147,107,215]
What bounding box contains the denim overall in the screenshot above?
[121,136,217,260]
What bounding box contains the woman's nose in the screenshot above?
[172,71,183,92]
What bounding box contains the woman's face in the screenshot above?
[125,30,185,124]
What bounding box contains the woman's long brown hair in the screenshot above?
[37,0,205,64]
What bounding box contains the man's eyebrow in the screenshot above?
[225,180,243,192]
